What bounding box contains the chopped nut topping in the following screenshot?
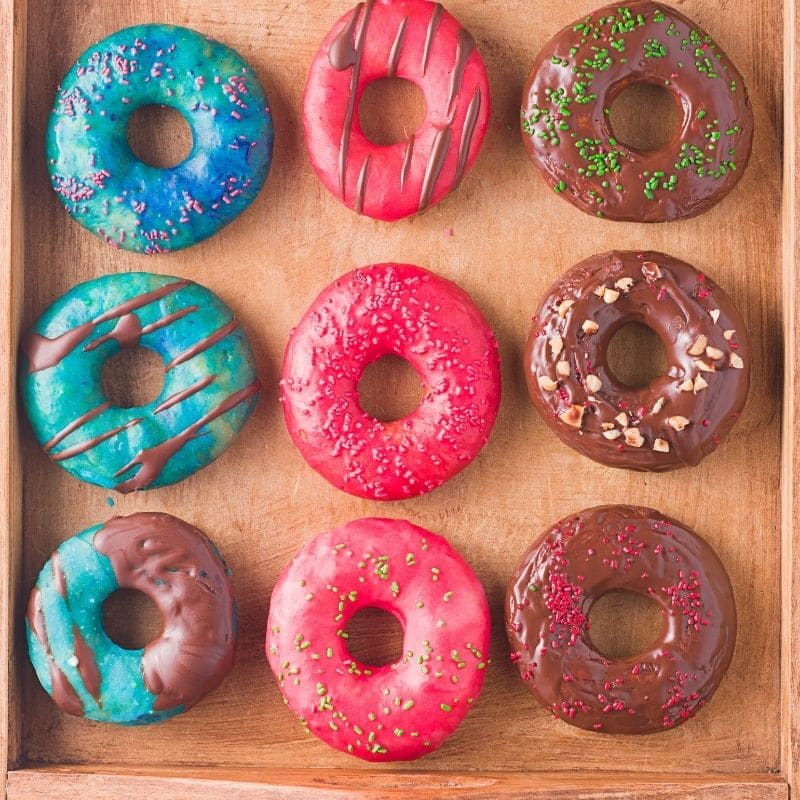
[651,397,666,414]
[557,299,575,318]
[601,422,615,431]
[615,277,635,292]
[730,352,745,369]
[653,438,670,453]
[603,288,621,304]
[723,329,736,340]
[594,285,606,297]
[556,360,571,377]
[668,416,691,432]
[688,335,708,356]
[549,335,563,357]
[537,375,558,392]
[694,359,715,373]
[693,375,709,393]
[679,379,694,392]
[585,374,602,393]
[559,404,585,428]
[705,346,724,361]
[615,412,629,427]
[642,261,662,282]
[624,428,645,447]
[603,429,622,440]
[710,309,721,324]
[582,320,599,335]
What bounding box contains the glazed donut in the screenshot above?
[521,1,753,222]
[525,251,749,471]
[281,263,501,500]
[505,505,736,734]
[303,0,490,220]
[21,272,259,492]
[47,24,274,253]
[26,513,235,725]
[266,517,490,761]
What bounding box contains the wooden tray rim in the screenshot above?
[2,0,797,796]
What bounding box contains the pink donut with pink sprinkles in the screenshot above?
[280,263,501,500]
[266,517,491,761]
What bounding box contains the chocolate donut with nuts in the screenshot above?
[525,251,750,471]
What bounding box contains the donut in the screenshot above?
[21,272,260,492]
[266,517,490,761]
[303,0,490,221]
[281,263,501,500]
[505,505,736,734]
[26,512,235,725]
[525,251,749,471]
[521,1,753,222]
[47,24,274,253]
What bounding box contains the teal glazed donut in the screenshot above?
[26,512,236,725]
[47,24,274,253]
[20,272,260,492]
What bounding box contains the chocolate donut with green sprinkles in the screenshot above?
[521,1,753,222]
[26,512,236,725]
[47,24,274,253]
[21,272,260,492]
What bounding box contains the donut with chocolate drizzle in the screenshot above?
[521,1,753,222]
[505,505,736,734]
[26,512,235,725]
[303,0,490,221]
[525,251,749,471]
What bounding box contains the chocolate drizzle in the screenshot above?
[421,3,443,76]
[446,28,475,113]
[72,625,102,703]
[355,156,371,215]
[51,552,68,599]
[153,374,216,415]
[400,135,415,192]
[165,318,239,371]
[43,401,113,453]
[419,126,452,211]
[84,313,143,352]
[113,381,259,493]
[51,418,144,462]
[93,513,235,712]
[454,88,481,188]
[387,16,408,78]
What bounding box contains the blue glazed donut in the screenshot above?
[26,512,236,725]
[47,24,274,253]
[21,272,260,492]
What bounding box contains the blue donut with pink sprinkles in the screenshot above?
[46,24,274,254]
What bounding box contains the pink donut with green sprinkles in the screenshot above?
[266,517,491,762]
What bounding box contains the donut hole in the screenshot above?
[344,607,405,666]
[605,323,668,389]
[127,104,193,168]
[103,589,163,650]
[588,590,664,660]
[102,346,165,409]
[608,82,682,152]
[358,354,424,422]
[358,78,427,146]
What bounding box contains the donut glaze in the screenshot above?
[505,505,736,734]
[525,251,749,471]
[266,517,490,761]
[521,1,753,222]
[21,272,259,492]
[47,24,274,253]
[303,0,490,221]
[281,263,501,500]
[26,513,235,725]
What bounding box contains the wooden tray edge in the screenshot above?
[4,767,791,800]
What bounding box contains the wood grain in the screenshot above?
[2,0,791,794]
[5,767,790,800]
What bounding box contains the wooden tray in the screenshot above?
[1,0,797,796]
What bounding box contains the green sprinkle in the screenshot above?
[554,180,568,193]
[391,581,400,597]
[402,699,415,710]
[443,591,454,602]
[354,724,363,735]
[393,728,404,736]
[440,703,452,712]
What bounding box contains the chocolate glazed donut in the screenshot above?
[505,505,736,734]
[525,251,750,471]
[521,1,753,222]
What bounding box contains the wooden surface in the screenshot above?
[2,0,792,794]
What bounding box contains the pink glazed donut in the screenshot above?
[266,517,491,761]
[303,0,490,220]
[280,263,501,500]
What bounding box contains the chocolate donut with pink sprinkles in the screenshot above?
[280,263,501,500]
[266,517,491,761]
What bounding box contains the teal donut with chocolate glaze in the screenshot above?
[26,512,236,725]
[20,272,260,492]
[47,24,274,253]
